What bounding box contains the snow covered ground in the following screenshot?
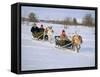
[21,22,95,71]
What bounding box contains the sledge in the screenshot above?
[31,27,48,41]
[55,36,73,49]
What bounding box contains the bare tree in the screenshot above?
[28,12,38,22]
[63,17,73,25]
[82,14,94,26]
[73,18,77,25]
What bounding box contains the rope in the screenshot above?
[37,33,44,39]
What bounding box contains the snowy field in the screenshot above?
[21,22,95,71]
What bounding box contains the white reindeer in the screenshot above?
[47,26,54,43]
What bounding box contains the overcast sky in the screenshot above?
[21,6,95,22]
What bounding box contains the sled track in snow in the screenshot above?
[22,45,94,59]
[22,36,94,58]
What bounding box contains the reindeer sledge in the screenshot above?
[55,33,83,53]
[31,23,54,41]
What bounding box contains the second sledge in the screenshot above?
[55,35,83,53]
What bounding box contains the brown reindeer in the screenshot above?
[72,34,83,53]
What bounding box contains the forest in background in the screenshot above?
[21,12,95,27]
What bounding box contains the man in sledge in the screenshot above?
[31,23,39,33]
[39,24,44,32]
[31,23,44,40]
[60,30,67,41]
[55,30,72,48]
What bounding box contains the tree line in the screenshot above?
[22,12,95,26]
